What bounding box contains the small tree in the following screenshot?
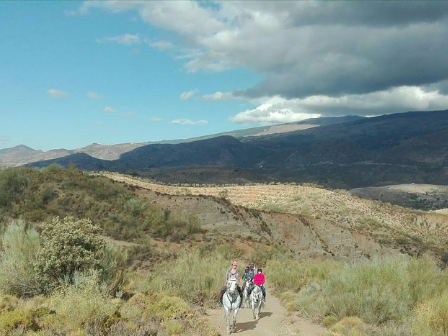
[35,216,106,293]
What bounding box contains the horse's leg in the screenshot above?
[233,306,239,331]
[224,307,231,335]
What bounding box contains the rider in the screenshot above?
[253,268,266,302]
[218,260,243,307]
[243,263,255,281]
[242,265,255,293]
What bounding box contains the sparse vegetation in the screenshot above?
[268,255,448,335]
[2,168,448,335]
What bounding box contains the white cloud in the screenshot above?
[230,101,320,125]
[149,40,175,50]
[121,112,134,118]
[103,107,116,114]
[47,89,69,99]
[96,34,141,45]
[171,119,208,125]
[230,86,448,124]
[180,90,197,100]
[87,91,101,99]
[199,91,234,102]
[151,117,162,122]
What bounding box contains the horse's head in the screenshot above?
[227,276,238,293]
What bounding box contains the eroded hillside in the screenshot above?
[104,173,448,261]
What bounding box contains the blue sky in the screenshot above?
[1,1,448,151]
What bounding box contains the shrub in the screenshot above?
[0,220,41,297]
[327,316,368,336]
[0,217,128,297]
[250,246,274,267]
[412,290,448,336]
[46,271,117,334]
[316,258,412,324]
[293,256,448,326]
[34,217,106,293]
[0,309,35,334]
[0,294,19,313]
[268,258,339,292]
[143,249,228,305]
[164,320,182,335]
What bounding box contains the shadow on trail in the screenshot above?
[234,319,258,333]
[233,311,274,333]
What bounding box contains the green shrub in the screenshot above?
[0,217,128,297]
[268,258,339,292]
[0,294,19,312]
[0,221,41,297]
[143,249,228,305]
[164,320,183,335]
[293,256,448,326]
[316,258,412,324]
[322,315,338,328]
[34,217,106,293]
[0,309,34,334]
[47,271,117,333]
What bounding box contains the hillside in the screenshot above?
[104,173,448,262]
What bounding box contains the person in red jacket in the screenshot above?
[253,268,266,302]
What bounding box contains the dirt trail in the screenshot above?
[206,288,327,336]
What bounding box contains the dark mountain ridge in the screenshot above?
[22,109,448,188]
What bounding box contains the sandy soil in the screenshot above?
[206,287,327,336]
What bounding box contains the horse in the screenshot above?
[242,278,253,308]
[250,285,264,320]
[222,276,241,334]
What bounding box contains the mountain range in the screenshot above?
[3,110,448,189]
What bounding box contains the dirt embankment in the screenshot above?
[105,173,448,258]
[106,173,404,261]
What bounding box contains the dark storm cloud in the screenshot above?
[286,1,448,28]
[233,3,448,99]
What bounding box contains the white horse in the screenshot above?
[222,276,241,334]
[250,285,264,320]
[242,278,253,308]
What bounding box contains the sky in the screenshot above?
[1,1,448,152]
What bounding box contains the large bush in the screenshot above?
[0,217,127,297]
